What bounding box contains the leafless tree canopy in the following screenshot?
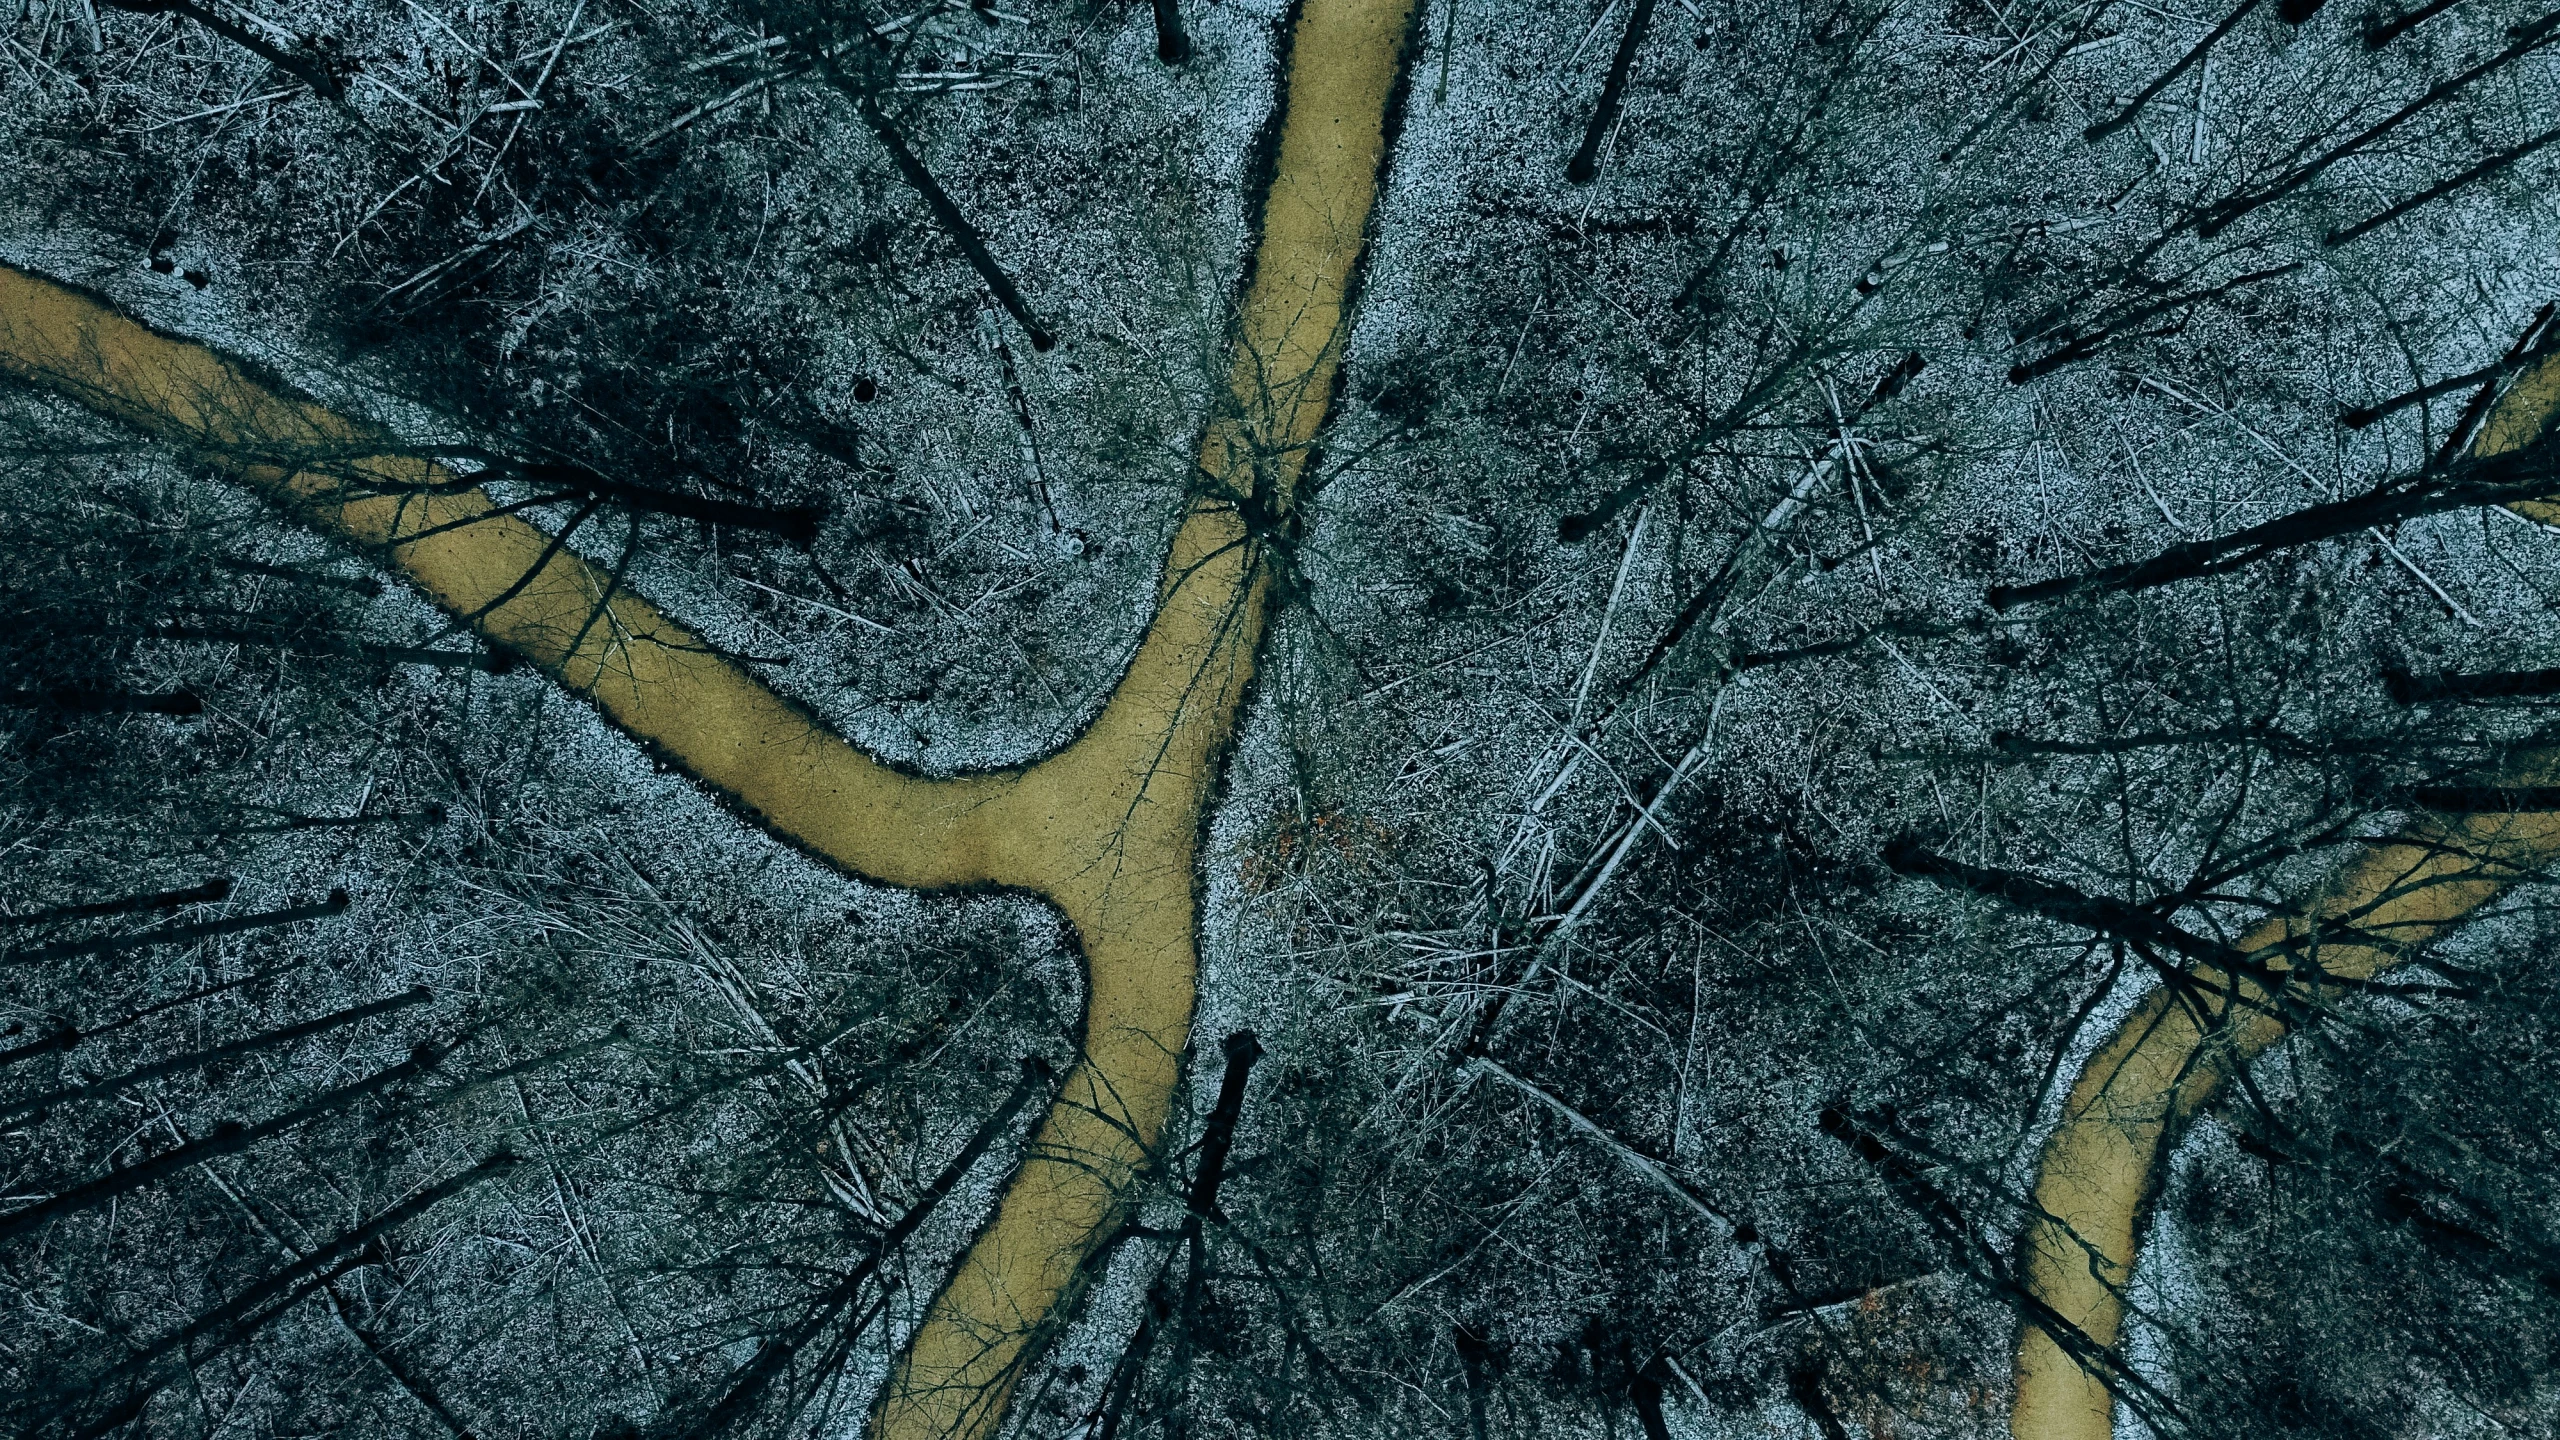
[6,0,2560,1436]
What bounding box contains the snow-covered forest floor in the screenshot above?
[5,0,2560,1435]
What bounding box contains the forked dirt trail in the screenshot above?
[0,0,1414,1433]
[2009,362,2560,1440]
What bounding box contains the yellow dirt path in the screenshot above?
[2009,363,2560,1440]
[0,0,1413,1433]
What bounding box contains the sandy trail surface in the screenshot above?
[0,0,1414,1432]
[2009,362,2560,1440]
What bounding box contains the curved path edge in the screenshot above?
[2009,362,2560,1440]
[0,0,1417,1433]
